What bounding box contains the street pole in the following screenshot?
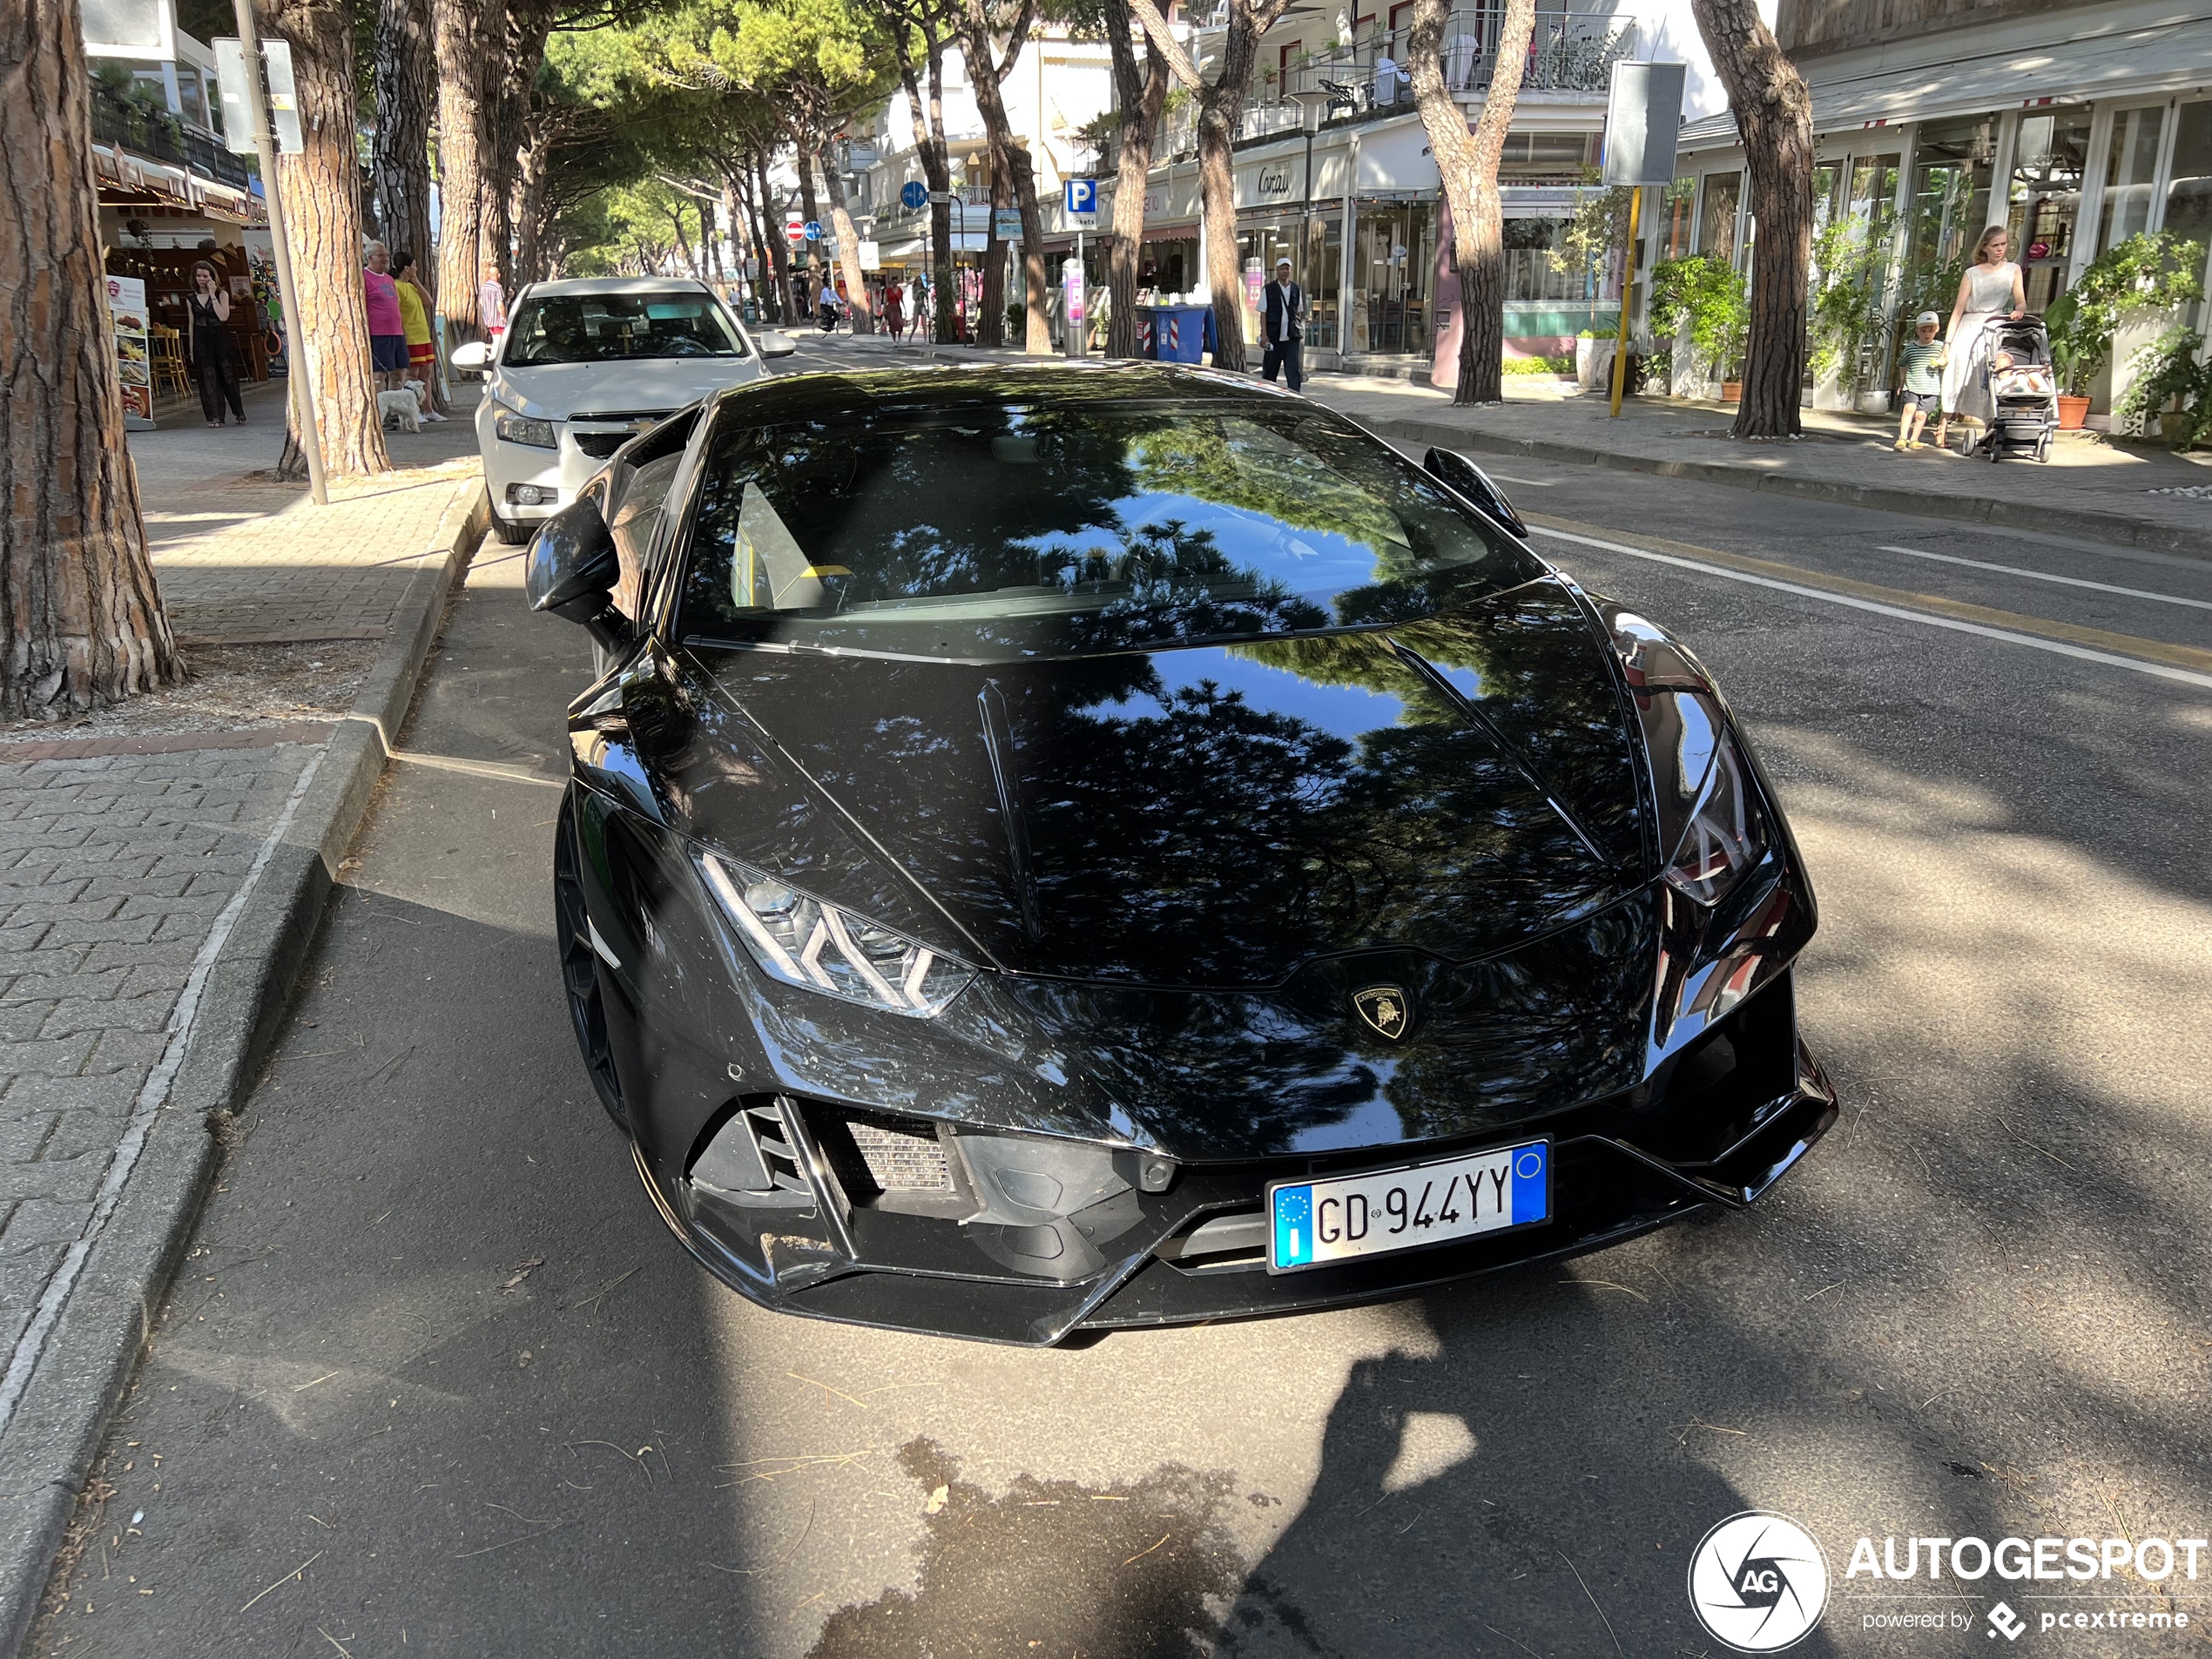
[233,0,327,503]
[1608,185,1642,420]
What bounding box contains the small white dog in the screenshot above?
[377,387,421,433]
[401,378,448,421]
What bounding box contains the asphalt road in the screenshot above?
[33,361,2212,1659]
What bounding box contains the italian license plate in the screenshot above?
[1267,1140,1550,1273]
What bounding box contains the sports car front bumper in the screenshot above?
[629,974,1836,1346]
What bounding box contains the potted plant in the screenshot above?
[1810,219,1892,413]
[2045,231,2208,429]
[1650,255,1749,401]
[2113,326,2212,449]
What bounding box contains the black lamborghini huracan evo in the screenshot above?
[523,363,1835,1345]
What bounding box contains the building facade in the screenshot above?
[1666,0,2212,415]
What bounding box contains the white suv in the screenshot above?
[458,277,794,543]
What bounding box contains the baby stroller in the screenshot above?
[1961,314,2058,462]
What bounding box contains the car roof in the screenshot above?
[521,277,722,300]
[703,361,1301,424]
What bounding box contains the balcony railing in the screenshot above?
[1121,7,1629,166]
[90,96,252,192]
[1281,6,1635,110]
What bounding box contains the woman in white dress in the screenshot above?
[1933,224,2026,452]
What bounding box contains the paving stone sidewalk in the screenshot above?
[0,391,487,1651]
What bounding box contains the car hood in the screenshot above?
[670,578,1649,988]
[490,355,758,420]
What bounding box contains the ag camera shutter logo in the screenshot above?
[1689,1511,1830,1651]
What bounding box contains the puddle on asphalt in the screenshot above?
[807,1437,1251,1657]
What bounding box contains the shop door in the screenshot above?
[2007,111,2092,313]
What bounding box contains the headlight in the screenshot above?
[1658,696,1770,907]
[496,411,557,449]
[697,853,974,1017]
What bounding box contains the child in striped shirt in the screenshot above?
[1895,312,1946,451]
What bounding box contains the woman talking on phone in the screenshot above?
[186,260,246,427]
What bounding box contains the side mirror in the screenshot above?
[758,331,798,359]
[450,340,492,372]
[1424,448,1527,540]
[524,494,631,652]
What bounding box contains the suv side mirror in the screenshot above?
[524,493,631,652]
[450,340,492,372]
[1423,448,1527,539]
[759,332,798,360]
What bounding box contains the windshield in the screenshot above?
[676,399,1541,656]
[504,293,749,366]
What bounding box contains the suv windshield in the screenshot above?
[505,292,748,366]
[677,399,1541,656]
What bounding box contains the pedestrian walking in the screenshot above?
[1934,225,2026,452]
[1893,311,1946,451]
[1260,257,1306,392]
[363,242,408,394]
[185,260,246,426]
[882,279,905,345]
[392,251,445,421]
[480,274,509,352]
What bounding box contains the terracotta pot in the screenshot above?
[1721,380,1742,403]
[2056,394,2091,430]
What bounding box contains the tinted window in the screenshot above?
[506,293,748,365]
[677,399,1540,657]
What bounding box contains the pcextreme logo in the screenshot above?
[1689,1511,1831,1652]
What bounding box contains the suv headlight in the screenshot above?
[698,853,974,1017]
[496,411,557,449]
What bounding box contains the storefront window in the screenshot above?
[1349,199,1433,354]
[1697,172,1740,266]
[1907,117,1995,273]
[1846,153,1900,241]
[2096,105,2167,254]
[2007,110,2091,313]
[1502,218,1604,306]
[1658,175,1696,260]
[1230,214,1342,346]
[2163,101,2212,263]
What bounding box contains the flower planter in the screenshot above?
[2056,394,2091,430]
[1721,380,1742,403]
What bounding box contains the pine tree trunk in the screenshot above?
[1691,0,1812,439]
[795,142,822,294]
[1,0,181,717]
[979,168,1007,348]
[1195,91,1244,370]
[431,0,499,337]
[822,148,873,334]
[263,0,391,481]
[1104,0,1167,361]
[489,0,553,292]
[372,0,434,275]
[1410,0,1532,404]
[960,0,1050,354]
[752,150,792,323]
[1012,142,1050,353]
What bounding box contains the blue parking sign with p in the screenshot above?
[1064,178,1097,217]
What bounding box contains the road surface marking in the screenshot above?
[1874,544,2212,612]
[1526,516,2212,693]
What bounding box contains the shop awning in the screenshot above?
[1678,3,2212,148]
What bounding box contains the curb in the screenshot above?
[1364,415,2212,564]
[0,478,489,1656]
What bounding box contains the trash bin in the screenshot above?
[1136,304,1209,364]
[741,297,759,323]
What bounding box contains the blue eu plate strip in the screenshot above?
[1272,1186,1314,1269]
[1510,1142,1548,1225]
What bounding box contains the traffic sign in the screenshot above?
[803,220,823,241]
[1064,178,1098,223]
[900,180,928,211]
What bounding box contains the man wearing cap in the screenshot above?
[1895,309,1946,451]
[1260,257,1306,393]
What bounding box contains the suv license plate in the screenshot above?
[1267,1140,1549,1274]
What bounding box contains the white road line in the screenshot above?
[0,747,326,1438]
[1530,524,2212,694]
[392,750,566,789]
[1875,543,2212,612]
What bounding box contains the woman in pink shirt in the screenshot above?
[363,241,407,393]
